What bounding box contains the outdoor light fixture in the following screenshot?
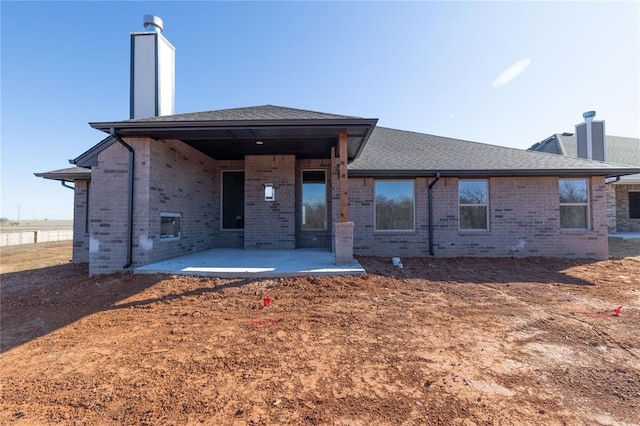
[256,140,264,145]
[264,183,275,201]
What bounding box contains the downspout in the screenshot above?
[60,180,75,190]
[109,127,135,269]
[428,173,441,256]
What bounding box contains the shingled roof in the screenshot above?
[348,127,640,178]
[123,105,360,122]
[55,105,640,180]
[528,133,640,182]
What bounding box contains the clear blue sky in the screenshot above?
[2,1,638,220]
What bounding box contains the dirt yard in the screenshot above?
[1,243,639,425]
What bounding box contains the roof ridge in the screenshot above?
[125,104,362,122]
[261,104,359,118]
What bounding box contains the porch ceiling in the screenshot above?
[90,119,378,161]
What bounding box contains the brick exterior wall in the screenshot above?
[88,141,134,274]
[295,159,332,249]
[350,176,608,259]
[88,138,218,274]
[72,180,90,263]
[614,184,640,232]
[144,139,217,263]
[86,135,611,274]
[244,155,296,249]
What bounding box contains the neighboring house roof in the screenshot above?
[528,133,640,183]
[348,127,640,178]
[34,166,91,181]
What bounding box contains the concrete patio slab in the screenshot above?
[609,233,640,240]
[134,248,365,278]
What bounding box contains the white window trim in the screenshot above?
[374,179,416,232]
[301,169,328,231]
[160,212,181,241]
[221,170,244,231]
[559,178,590,231]
[458,179,489,232]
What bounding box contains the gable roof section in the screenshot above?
[34,166,91,181]
[71,135,117,167]
[124,104,360,122]
[86,105,377,161]
[348,127,640,178]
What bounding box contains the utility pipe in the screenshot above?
[109,127,135,269]
[428,173,441,256]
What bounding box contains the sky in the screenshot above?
[1,1,639,220]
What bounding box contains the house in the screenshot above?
[36,16,640,275]
[528,113,640,233]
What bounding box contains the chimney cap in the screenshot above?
[143,15,163,33]
[583,110,596,120]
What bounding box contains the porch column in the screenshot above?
[335,132,354,264]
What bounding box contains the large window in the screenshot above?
[302,170,327,230]
[459,180,488,230]
[160,212,181,240]
[629,192,640,219]
[222,171,244,230]
[375,180,415,231]
[559,179,589,229]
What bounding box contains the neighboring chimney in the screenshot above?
[575,110,606,161]
[130,15,175,119]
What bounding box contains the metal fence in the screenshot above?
[0,230,74,247]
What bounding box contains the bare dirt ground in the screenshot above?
[1,242,639,425]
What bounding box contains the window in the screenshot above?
[375,180,415,231]
[222,171,244,229]
[160,212,181,240]
[459,180,488,230]
[559,179,589,229]
[302,170,326,230]
[629,192,640,219]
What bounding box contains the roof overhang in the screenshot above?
[89,118,378,161]
[347,168,640,178]
[34,167,91,181]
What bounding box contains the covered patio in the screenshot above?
[134,248,365,278]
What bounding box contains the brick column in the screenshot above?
[244,155,296,249]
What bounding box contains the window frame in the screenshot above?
[629,191,640,219]
[374,179,416,232]
[160,212,181,241]
[221,170,245,231]
[301,169,328,231]
[559,178,590,231]
[458,179,490,232]
[85,181,90,234]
